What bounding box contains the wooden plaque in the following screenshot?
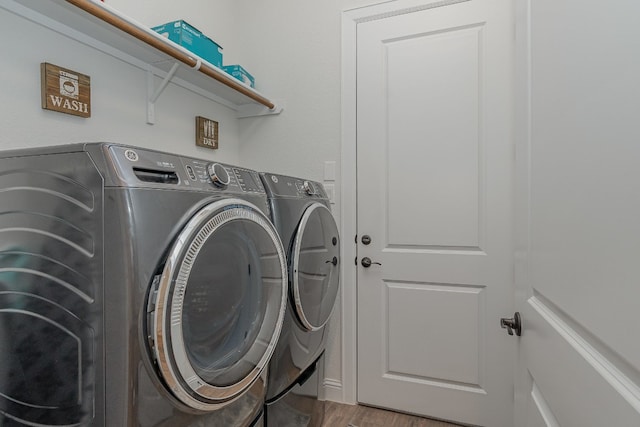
[41,63,91,118]
[196,116,219,149]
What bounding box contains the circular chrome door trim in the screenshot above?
[291,202,340,332]
[151,198,287,411]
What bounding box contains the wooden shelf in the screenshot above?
[2,0,283,121]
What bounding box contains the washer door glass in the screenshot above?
[147,199,286,411]
[291,203,340,331]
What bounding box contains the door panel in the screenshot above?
[386,282,483,385]
[386,24,482,248]
[356,1,514,425]
[523,298,640,426]
[527,380,559,427]
[515,0,640,424]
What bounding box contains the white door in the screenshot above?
[355,1,515,426]
[514,0,640,425]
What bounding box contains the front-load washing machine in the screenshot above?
[259,173,340,427]
[0,143,288,426]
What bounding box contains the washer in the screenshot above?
[0,143,288,426]
[259,173,340,427]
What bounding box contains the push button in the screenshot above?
[185,165,197,181]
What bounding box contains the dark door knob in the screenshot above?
[361,257,382,268]
[361,235,372,245]
[500,312,522,336]
[325,256,338,266]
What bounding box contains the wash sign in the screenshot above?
[41,63,91,118]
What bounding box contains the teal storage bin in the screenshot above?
[152,20,223,68]
[222,65,255,88]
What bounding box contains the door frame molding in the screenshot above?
[513,0,532,423]
[340,0,473,405]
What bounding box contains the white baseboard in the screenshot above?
[323,378,344,403]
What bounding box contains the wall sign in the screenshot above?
[40,63,91,118]
[196,116,218,149]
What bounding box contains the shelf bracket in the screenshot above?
[147,62,180,125]
[236,101,285,119]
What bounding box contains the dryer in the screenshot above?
[0,143,288,426]
[259,173,340,427]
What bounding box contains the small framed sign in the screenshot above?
[196,116,219,149]
[41,63,91,118]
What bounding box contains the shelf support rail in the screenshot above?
[147,62,180,125]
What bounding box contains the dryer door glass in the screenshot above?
[148,199,287,412]
[291,203,340,331]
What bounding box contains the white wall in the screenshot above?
[106,0,241,63]
[0,3,241,163]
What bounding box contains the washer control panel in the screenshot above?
[260,173,327,199]
[232,167,265,193]
[108,145,266,194]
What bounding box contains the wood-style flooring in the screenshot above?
[321,401,463,427]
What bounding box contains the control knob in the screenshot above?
[302,180,315,195]
[207,163,230,188]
